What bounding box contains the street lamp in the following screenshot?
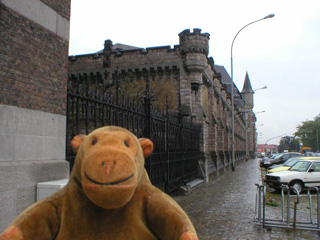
[231,13,275,171]
[264,134,286,154]
[265,134,286,145]
[254,85,267,91]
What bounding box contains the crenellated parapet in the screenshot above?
[179,28,210,55]
[179,28,210,89]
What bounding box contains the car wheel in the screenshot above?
[290,181,303,194]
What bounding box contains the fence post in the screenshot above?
[165,96,169,188]
[66,79,73,171]
[143,70,152,138]
[178,105,185,179]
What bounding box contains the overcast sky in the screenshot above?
[69,0,320,145]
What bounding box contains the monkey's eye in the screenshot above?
[92,138,98,145]
[124,140,129,147]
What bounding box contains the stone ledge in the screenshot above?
[179,178,204,195]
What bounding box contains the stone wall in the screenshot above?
[68,28,250,184]
[0,0,70,232]
[40,0,71,19]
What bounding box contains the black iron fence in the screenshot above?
[66,70,203,193]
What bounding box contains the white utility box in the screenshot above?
[37,178,69,201]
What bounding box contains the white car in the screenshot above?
[265,158,320,193]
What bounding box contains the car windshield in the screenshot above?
[290,161,312,172]
[273,154,284,159]
[270,154,280,159]
[284,158,300,167]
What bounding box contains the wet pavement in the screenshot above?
[174,159,320,239]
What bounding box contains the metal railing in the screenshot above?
[255,184,320,231]
[66,70,203,193]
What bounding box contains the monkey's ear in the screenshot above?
[70,134,87,153]
[139,138,154,158]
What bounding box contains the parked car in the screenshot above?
[265,157,320,193]
[267,156,319,173]
[260,152,301,168]
[310,152,320,157]
[257,151,265,158]
[260,154,280,167]
[267,157,301,173]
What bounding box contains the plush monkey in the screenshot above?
[0,126,198,240]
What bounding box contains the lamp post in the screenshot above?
[231,14,275,171]
[264,134,286,155]
[254,85,267,91]
[265,134,287,145]
[316,120,319,152]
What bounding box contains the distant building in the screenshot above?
[68,28,257,182]
[257,144,278,155]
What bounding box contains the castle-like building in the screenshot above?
[1,6,256,230]
[68,28,257,182]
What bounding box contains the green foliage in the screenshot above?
[278,136,291,152]
[290,138,300,152]
[265,200,279,207]
[295,114,320,152]
[278,136,300,152]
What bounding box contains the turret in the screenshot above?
[179,28,210,89]
[241,72,254,109]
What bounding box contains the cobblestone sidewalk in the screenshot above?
[175,159,320,240]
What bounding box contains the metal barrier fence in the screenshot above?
[66,70,203,193]
[254,184,320,231]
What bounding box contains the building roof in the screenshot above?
[214,65,232,84]
[95,43,142,54]
[241,72,254,94]
[257,144,278,149]
[112,43,141,51]
[214,64,244,108]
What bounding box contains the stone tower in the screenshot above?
[241,72,254,108]
[178,28,210,121]
[241,72,255,158]
[179,28,210,89]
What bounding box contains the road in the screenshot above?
[174,159,320,239]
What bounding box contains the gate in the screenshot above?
[66,70,203,193]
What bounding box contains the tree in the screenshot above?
[278,136,291,152]
[295,114,320,152]
[289,138,300,152]
[278,136,301,153]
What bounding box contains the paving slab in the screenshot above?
[174,159,320,239]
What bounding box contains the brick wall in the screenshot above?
[0,4,68,115]
[0,1,70,232]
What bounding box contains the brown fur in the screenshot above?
[0,126,198,240]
